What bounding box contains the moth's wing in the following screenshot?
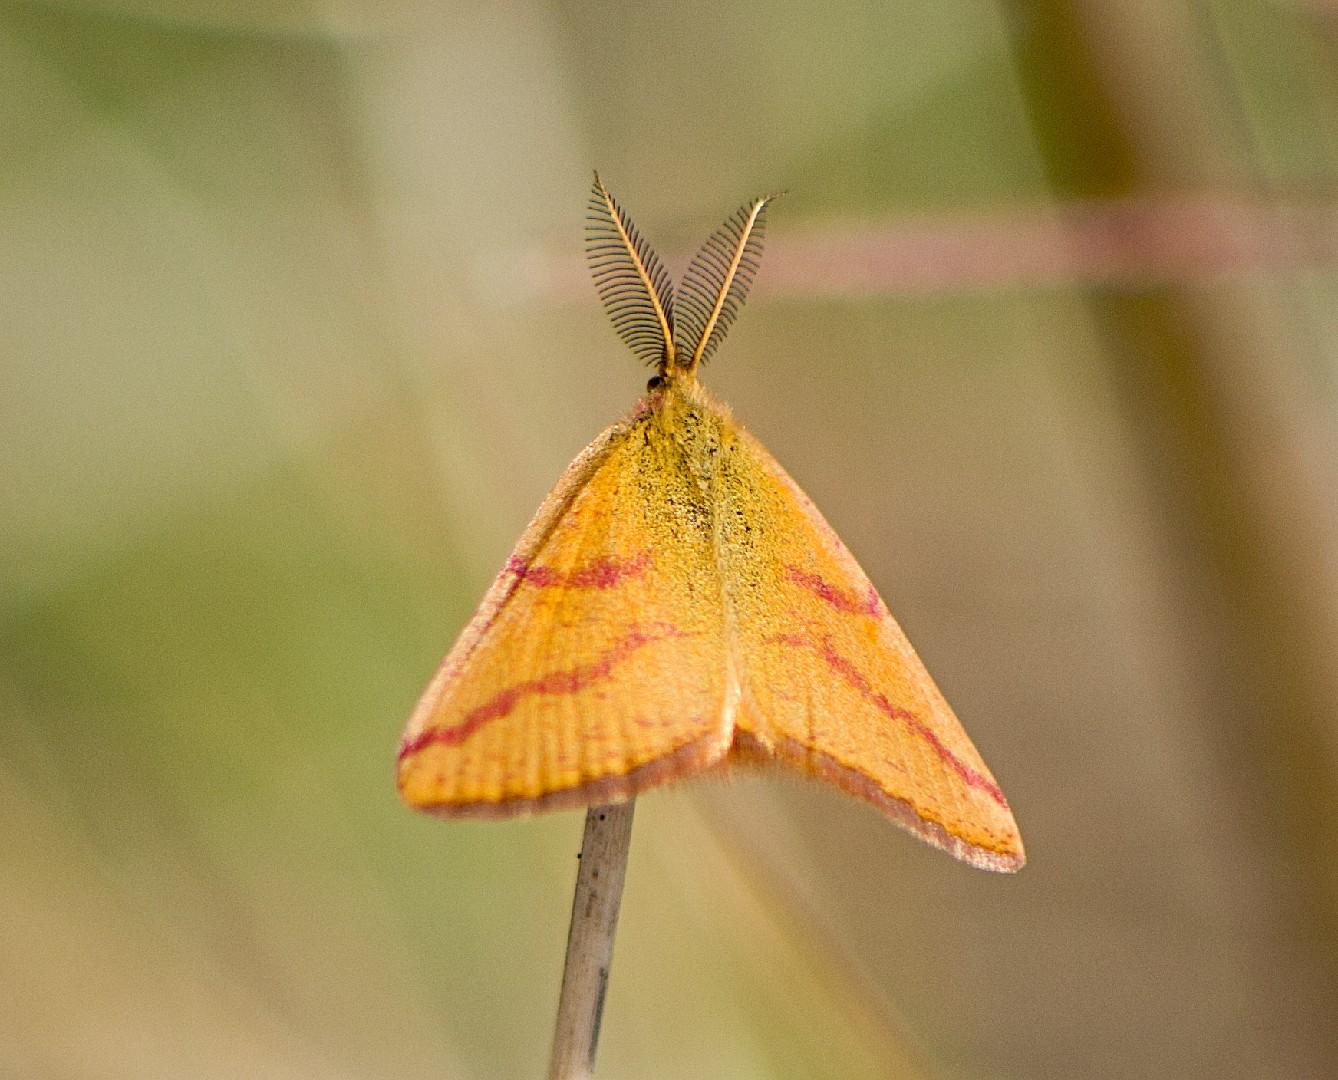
[398,408,733,817]
[718,425,1024,871]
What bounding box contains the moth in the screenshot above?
[398,175,1024,871]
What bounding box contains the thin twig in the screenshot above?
[547,801,636,1080]
[536,195,1338,298]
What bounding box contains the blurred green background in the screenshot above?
[5,2,1338,1077]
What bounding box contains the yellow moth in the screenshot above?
[398,174,1024,872]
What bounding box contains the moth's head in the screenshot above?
[641,365,696,412]
[646,358,697,394]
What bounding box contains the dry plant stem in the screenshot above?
[547,801,636,1080]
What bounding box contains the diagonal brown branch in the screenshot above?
[547,803,636,1080]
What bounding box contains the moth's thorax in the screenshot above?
[639,377,736,488]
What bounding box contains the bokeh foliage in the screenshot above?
[4,2,1338,1077]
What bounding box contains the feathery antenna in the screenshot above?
[586,174,676,369]
[674,193,780,373]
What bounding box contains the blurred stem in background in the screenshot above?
[1005,0,1338,1052]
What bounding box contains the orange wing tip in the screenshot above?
[818,756,1024,872]
[733,732,1025,873]
[396,730,730,821]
